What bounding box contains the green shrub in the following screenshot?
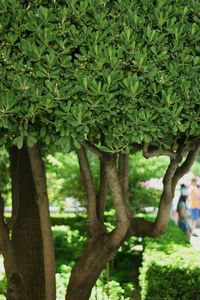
[50,215,86,228]
[0,256,6,299]
[139,221,200,300]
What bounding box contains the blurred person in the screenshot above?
[171,184,188,224]
[188,178,200,232]
[177,189,191,238]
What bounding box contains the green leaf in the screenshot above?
[27,135,37,147]
[13,136,23,149]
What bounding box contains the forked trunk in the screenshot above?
[66,234,118,300]
[10,146,45,300]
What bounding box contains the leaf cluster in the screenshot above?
[0,0,199,150]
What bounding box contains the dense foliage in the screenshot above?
[140,220,200,300]
[0,0,199,151]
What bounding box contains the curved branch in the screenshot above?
[130,217,155,237]
[77,146,105,236]
[142,143,176,160]
[172,142,200,189]
[130,158,179,237]
[82,141,103,158]
[104,154,130,247]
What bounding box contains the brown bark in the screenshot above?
[104,154,130,246]
[66,141,199,300]
[66,151,129,300]
[10,146,45,300]
[96,158,107,222]
[0,194,27,300]
[172,142,200,190]
[77,147,105,237]
[142,142,177,159]
[118,153,132,219]
[66,234,118,300]
[131,143,200,237]
[28,146,56,300]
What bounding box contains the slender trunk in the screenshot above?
[10,146,45,300]
[0,195,27,300]
[28,146,56,300]
[66,234,118,300]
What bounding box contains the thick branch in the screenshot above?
[28,146,56,300]
[142,143,177,159]
[82,141,103,158]
[77,147,104,236]
[96,158,107,222]
[130,143,143,153]
[130,158,179,237]
[172,142,200,189]
[118,153,132,219]
[153,158,179,235]
[104,154,130,246]
[130,217,155,237]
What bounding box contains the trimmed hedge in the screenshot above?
[139,220,200,300]
[50,214,86,228]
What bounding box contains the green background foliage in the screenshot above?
[140,219,200,300]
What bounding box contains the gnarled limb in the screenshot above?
[130,158,179,237]
[28,146,56,300]
[131,141,199,238]
[152,158,179,235]
[172,142,200,190]
[82,140,103,158]
[142,143,177,160]
[96,158,107,222]
[77,146,105,237]
[104,154,130,247]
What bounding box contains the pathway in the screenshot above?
[190,228,200,251]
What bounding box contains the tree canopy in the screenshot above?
[0,0,200,151]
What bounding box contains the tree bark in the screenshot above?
[0,194,27,300]
[10,146,45,300]
[28,146,56,300]
[66,152,130,300]
[66,141,199,300]
[66,234,118,300]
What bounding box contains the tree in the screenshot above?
[0,0,200,299]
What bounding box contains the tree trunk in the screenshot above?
[66,234,118,300]
[10,146,45,300]
[28,146,56,300]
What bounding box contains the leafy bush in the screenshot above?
[139,220,200,300]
